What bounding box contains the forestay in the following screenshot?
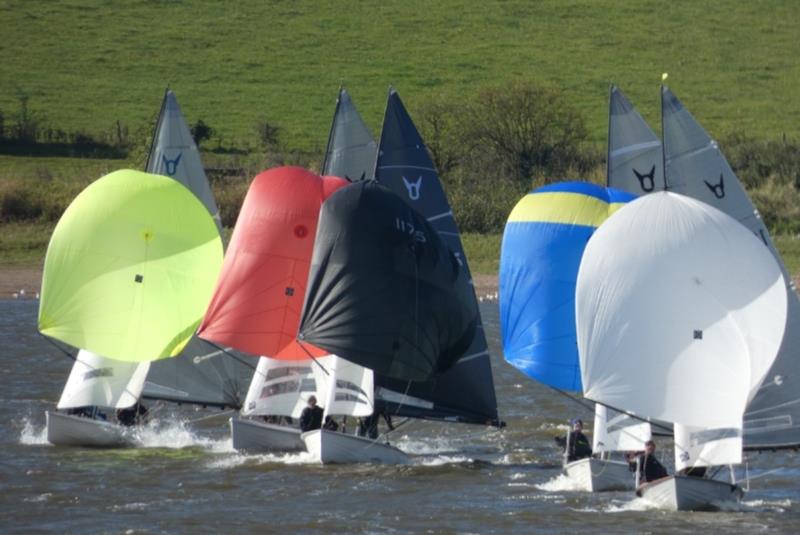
[500,182,634,392]
[38,170,223,362]
[661,86,800,449]
[58,350,150,410]
[371,89,499,425]
[606,86,664,194]
[322,88,377,181]
[577,192,787,429]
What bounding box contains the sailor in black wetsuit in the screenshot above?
[116,403,148,427]
[555,418,593,462]
[299,395,324,432]
[628,439,668,484]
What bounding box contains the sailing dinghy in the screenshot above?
[40,169,223,447]
[197,166,348,452]
[607,86,800,498]
[499,181,645,491]
[44,90,246,446]
[302,356,408,464]
[577,191,787,511]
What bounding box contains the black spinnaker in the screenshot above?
[297,180,477,382]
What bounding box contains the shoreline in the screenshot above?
[0,265,502,300]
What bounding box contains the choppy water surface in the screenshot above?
[1,299,798,533]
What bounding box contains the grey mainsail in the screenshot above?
[146,89,222,232]
[371,89,500,425]
[606,86,664,193]
[661,86,800,449]
[321,87,377,181]
[142,338,251,408]
[143,89,252,409]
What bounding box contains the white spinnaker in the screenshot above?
[242,356,331,418]
[57,350,150,410]
[674,422,743,470]
[577,192,787,429]
[321,356,374,418]
[592,404,651,453]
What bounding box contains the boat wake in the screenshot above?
[535,473,586,492]
[717,498,791,513]
[18,417,48,445]
[206,450,316,470]
[134,419,231,452]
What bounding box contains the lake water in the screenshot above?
[1,299,798,533]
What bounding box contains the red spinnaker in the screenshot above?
[198,166,347,359]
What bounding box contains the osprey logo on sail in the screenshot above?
[633,165,656,192]
[162,153,183,176]
[704,173,725,199]
[402,176,422,200]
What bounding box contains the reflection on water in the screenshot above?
[1,300,798,532]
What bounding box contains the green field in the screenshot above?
[2,1,800,271]
[1,0,799,149]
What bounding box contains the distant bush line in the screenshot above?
[2,82,800,236]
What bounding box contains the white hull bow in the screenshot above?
[229,417,305,452]
[46,410,136,448]
[637,475,743,511]
[302,429,409,465]
[564,457,634,492]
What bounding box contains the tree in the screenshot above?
[191,119,213,148]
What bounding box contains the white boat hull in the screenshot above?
[46,411,136,448]
[230,417,305,452]
[637,475,743,511]
[564,457,634,492]
[302,429,409,465]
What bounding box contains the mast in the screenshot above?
[144,87,169,172]
[320,87,343,174]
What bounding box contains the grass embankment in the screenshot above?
[1,1,799,148]
[2,2,800,278]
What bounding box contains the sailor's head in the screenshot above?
[570,418,583,431]
[645,439,656,454]
[307,395,317,408]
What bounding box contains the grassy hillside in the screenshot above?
[1,0,799,151]
[2,1,800,273]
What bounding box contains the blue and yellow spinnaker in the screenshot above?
[499,181,635,392]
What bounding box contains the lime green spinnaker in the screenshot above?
[38,169,223,362]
